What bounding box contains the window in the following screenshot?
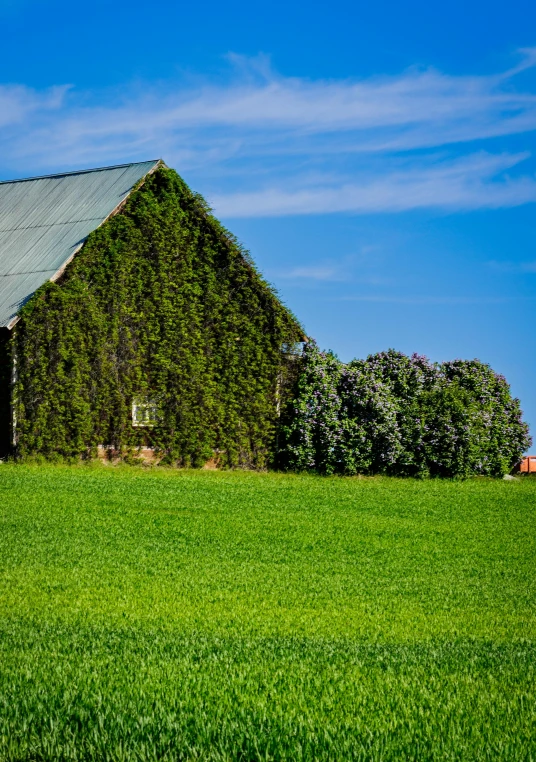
[132,397,160,428]
[281,342,305,360]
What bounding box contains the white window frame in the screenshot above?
[132,397,160,428]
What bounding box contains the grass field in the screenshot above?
[0,465,535,760]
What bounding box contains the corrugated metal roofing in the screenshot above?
[0,160,160,328]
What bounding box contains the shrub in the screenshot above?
[349,350,439,477]
[279,342,401,475]
[279,344,531,477]
[430,359,532,477]
[277,342,344,474]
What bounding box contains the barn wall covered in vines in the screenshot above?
[2,167,303,467]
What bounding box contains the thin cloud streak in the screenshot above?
[338,295,533,305]
[4,49,536,166]
[276,265,344,281]
[488,259,536,273]
[1,50,536,216]
[210,152,536,217]
[0,84,68,129]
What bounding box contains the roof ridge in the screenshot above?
[0,159,161,185]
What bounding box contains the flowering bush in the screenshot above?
[278,342,401,475]
[427,359,532,477]
[350,349,439,476]
[278,342,343,474]
[278,343,531,477]
[337,364,401,474]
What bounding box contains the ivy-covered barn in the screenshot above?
[0,161,303,466]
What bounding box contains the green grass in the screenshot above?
[0,465,535,760]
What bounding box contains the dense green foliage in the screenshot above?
[0,465,535,759]
[279,343,531,476]
[9,167,302,467]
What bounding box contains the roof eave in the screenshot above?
[6,159,165,331]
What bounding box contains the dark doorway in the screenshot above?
[0,329,12,458]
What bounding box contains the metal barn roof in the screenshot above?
[0,160,160,328]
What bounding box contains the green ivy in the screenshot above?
[7,167,303,467]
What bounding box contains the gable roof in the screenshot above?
[0,160,161,329]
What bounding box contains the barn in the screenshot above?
[0,161,303,466]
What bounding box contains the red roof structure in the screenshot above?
[518,455,536,474]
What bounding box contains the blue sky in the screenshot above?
[1,0,535,444]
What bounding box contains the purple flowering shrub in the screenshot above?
[278,342,401,475]
[349,350,439,476]
[278,343,531,477]
[429,359,532,476]
[337,365,401,474]
[277,342,344,474]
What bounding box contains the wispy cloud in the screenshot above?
[488,259,536,274]
[276,265,345,281]
[2,50,536,216]
[338,295,533,305]
[210,151,536,217]
[0,84,68,129]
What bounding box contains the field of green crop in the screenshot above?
[0,465,535,760]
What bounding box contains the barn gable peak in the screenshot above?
[0,159,162,329]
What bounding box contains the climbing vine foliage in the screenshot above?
[278,342,531,477]
[10,167,303,467]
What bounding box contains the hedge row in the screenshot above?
[278,343,531,477]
